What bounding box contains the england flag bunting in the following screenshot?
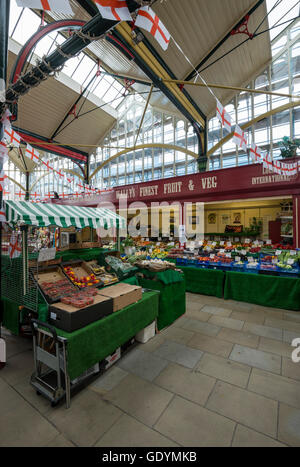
[263,153,273,170]
[9,231,22,259]
[134,6,171,51]
[16,0,73,15]
[25,144,40,162]
[250,142,262,163]
[4,128,22,148]
[92,0,132,22]
[216,100,232,133]
[233,125,247,151]
[1,109,12,133]
[272,159,282,175]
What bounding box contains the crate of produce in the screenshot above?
[259,263,279,276]
[49,293,113,332]
[34,265,77,304]
[85,261,106,277]
[104,254,138,279]
[245,262,260,274]
[62,261,102,288]
[277,265,300,277]
[232,261,245,271]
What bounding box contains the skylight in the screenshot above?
[9,0,127,110]
[266,0,300,41]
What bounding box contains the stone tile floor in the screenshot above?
[1,292,300,446]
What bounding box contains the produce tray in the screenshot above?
[33,265,77,304]
[62,261,103,288]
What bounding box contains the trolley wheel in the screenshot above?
[36,390,41,396]
[51,400,59,407]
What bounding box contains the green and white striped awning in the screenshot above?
[4,201,126,230]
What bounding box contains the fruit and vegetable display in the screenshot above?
[87,263,106,276]
[60,288,98,308]
[63,265,101,288]
[40,278,75,301]
[105,255,136,277]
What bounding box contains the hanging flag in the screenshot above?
[134,6,170,51]
[16,0,73,15]
[0,170,7,192]
[263,153,273,170]
[9,231,22,259]
[1,109,12,133]
[233,125,247,151]
[216,100,232,133]
[25,144,40,162]
[272,159,282,175]
[4,128,22,148]
[250,142,262,163]
[92,0,132,22]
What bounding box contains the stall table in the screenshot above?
[179,266,225,298]
[137,268,185,330]
[224,271,300,311]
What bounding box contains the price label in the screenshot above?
[272,258,278,264]
[207,247,212,252]
[235,257,241,262]
[38,247,56,262]
[170,242,175,246]
[241,250,247,255]
[219,249,225,253]
[248,257,254,263]
[254,240,259,245]
[158,237,162,241]
[234,237,240,242]
[266,240,272,245]
[199,241,203,246]
[156,242,160,246]
[290,250,297,255]
[245,238,250,244]
[227,242,232,247]
[288,258,295,265]
[275,250,281,255]
[220,241,225,246]
[210,254,215,259]
[212,242,217,247]
[146,238,149,241]
[226,253,231,258]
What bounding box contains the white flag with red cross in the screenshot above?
[233,125,247,151]
[0,170,7,192]
[92,0,132,22]
[262,153,273,170]
[250,142,262,163]
[1,109,12,133]
[4,128,22,148]
[9,231,22,259]
[272,159,282,175]
[16,0,73,14]
[216,100,232,133]
[134,6,171,51]
[25,144,40,162]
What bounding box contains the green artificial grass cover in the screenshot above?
[56,291,159,380]
[224,271,300,311]
[179,266,225,298]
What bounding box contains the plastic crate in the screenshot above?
[259,264,279,276]
[277,266,300,277]
[176,258,187,266]
[232,262,245,272]
[245,263,260,274]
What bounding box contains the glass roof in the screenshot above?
[9,0,127,110]
[266,0,300,41]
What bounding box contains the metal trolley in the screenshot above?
[30,319,71,408]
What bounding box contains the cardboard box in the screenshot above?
[34,266,76,304]
[49,294,113,332]
[103,348,121,369]
[98,283,142,312]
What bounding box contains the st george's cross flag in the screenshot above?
[9,231,22,259]
[272,159,282,175]
[134,6,170,51]
[233,125,247,151]
[16,0,73,14]
[3,128,22,148]
[216,100,232,133]
[25,144,40,162]
[250,142,262,163]
[92,0,132,22]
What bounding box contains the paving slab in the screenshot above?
[89,367,129,394]
[282,357,300,382]
[201,305,232,317]
[195,353,251,388]
[118,348,168,381]
[248,368,300,409]
[154,362,215,406]
[185,309,211,322]
[265,318,300,334]
[278,403,300,447]
[96,414,178,447]
[137,334,166,353]
[230,311,265,325]
[46,435,75,447]
[5,334,32,359]
[104,374,173,427]
[13,376,52,415]
[229,344,281,374]
[283,330,300,344]
[182,318,221,337]
[0,379,59,447]
[187,333,233,358]
[208,315,244,331]
[161,326,195,345]
[154,395,235,447]
[218,327,259,349]
[232,424,286,447]
[258,337,293,358]
[171,316,189,328]
[243,322,283,341]
[0,350,34,386]
[206,381,278,438]
[153,341,203,369]
[47,389,122,447]
[283,312,300,323]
